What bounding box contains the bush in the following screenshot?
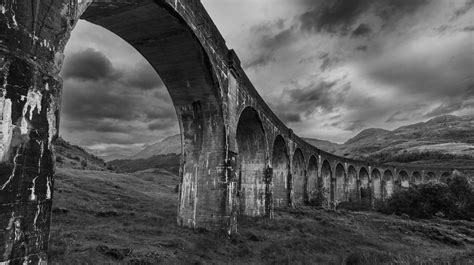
[80,160,88,169]
[56,156,63,163]
[307,188,328,207]
[378,176,473,220]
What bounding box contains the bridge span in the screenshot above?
[0,0,468,263]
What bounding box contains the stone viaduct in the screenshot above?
[0,0,469,263]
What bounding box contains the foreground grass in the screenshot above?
[50,168,474,264]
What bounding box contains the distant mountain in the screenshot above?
[102,154,130,162]
[109,154,180,175]
[302,138,341,154]
[131,134,181,160]
[306,115,474,167]
[54,137,106,170]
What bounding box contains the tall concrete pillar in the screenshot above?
[0,0,81,263]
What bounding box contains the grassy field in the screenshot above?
[50,168,474,264]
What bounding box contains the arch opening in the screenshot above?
[372,169,382,200]
[272,135,290,208]
[236,107,267,216]
[412,171,422,185]
[399,171,409,188]
[347,166,358,202]
[335,163,346,205]
[321,160,332,207]
[425,172,437,182]
[359,167,370,203]
[307,155,319,204]
[440,172,452,184]
[292,149,305,206]
[382,170,394,199]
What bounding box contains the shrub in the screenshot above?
[55,156,63,163]
[378,176,473,220]
[80,160,88,169]
[307,188,328,207]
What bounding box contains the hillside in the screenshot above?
[131,134,181,160]
[302,115,474,167]
[109,153,180,175]
[49,167,474,264]
[54,137,106,170]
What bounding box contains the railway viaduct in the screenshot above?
[0,0,469,263]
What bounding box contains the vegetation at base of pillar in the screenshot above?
[376,176,474,220]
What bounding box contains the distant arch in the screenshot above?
[321,160,332,207]
[292,148,305,206]
[236,107,267,216]
[382,170,394,199]
[412,171,422,185]
[271,135,290,209]
[372,168,382,200]
[440,172,452,184]
[306,155,319,204]
[359,167,370,203]
[347,166,358,202]
[335,163,346,204]
[425,172,437,182]
[399,171,409,188]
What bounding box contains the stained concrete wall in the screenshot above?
[0,0,470,263]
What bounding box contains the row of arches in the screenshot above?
[234,107,455,215]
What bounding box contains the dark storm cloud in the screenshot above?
[351,23,371,37]
[246,24,295,68]
[452,0,474,20]
[356,45,368,51]
[61,48,119,81]
[297,0,429,34]
[120,61,164,90]
[277,112,302,123]
[147,119,177,131]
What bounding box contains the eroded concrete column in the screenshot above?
[0,0,78,263]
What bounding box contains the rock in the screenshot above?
[95,210,120,217]
[434,211,445,218]
[52,207,69,214]
[96,244,132,260]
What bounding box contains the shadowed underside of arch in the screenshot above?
[272,135,290,208]
[236,107,266,217]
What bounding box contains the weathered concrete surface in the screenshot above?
[0,0,471,263]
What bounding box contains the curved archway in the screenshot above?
[359,167,370,203]
[382,170,394,199]
[372,169,382,200]
[399,171,409,188]
[412,171,422,185]
[440,172,452,184]
[272,135,290,208]
[307,155,319,203]
[292,149,306,205]
[425,172,437,182]
[321,160,332,207]
[335,163,346,204]
[347,166,358,202]
[236,107,267,216]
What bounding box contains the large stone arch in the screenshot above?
[399,171,409,188]
[292,148,305,206]
[321,160,332,207]
[359,167,370,203]
[0,1,232,263]
[306,155,319,203]
[334,163,346,204]
[236,107,267,216]
[347,165,358,202]
[382,170,394,199]
[372,168,382,200]
[271,135,290,209]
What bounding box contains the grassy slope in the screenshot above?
[50,168,474,264]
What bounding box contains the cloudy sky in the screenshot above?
[61,0,474,156]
